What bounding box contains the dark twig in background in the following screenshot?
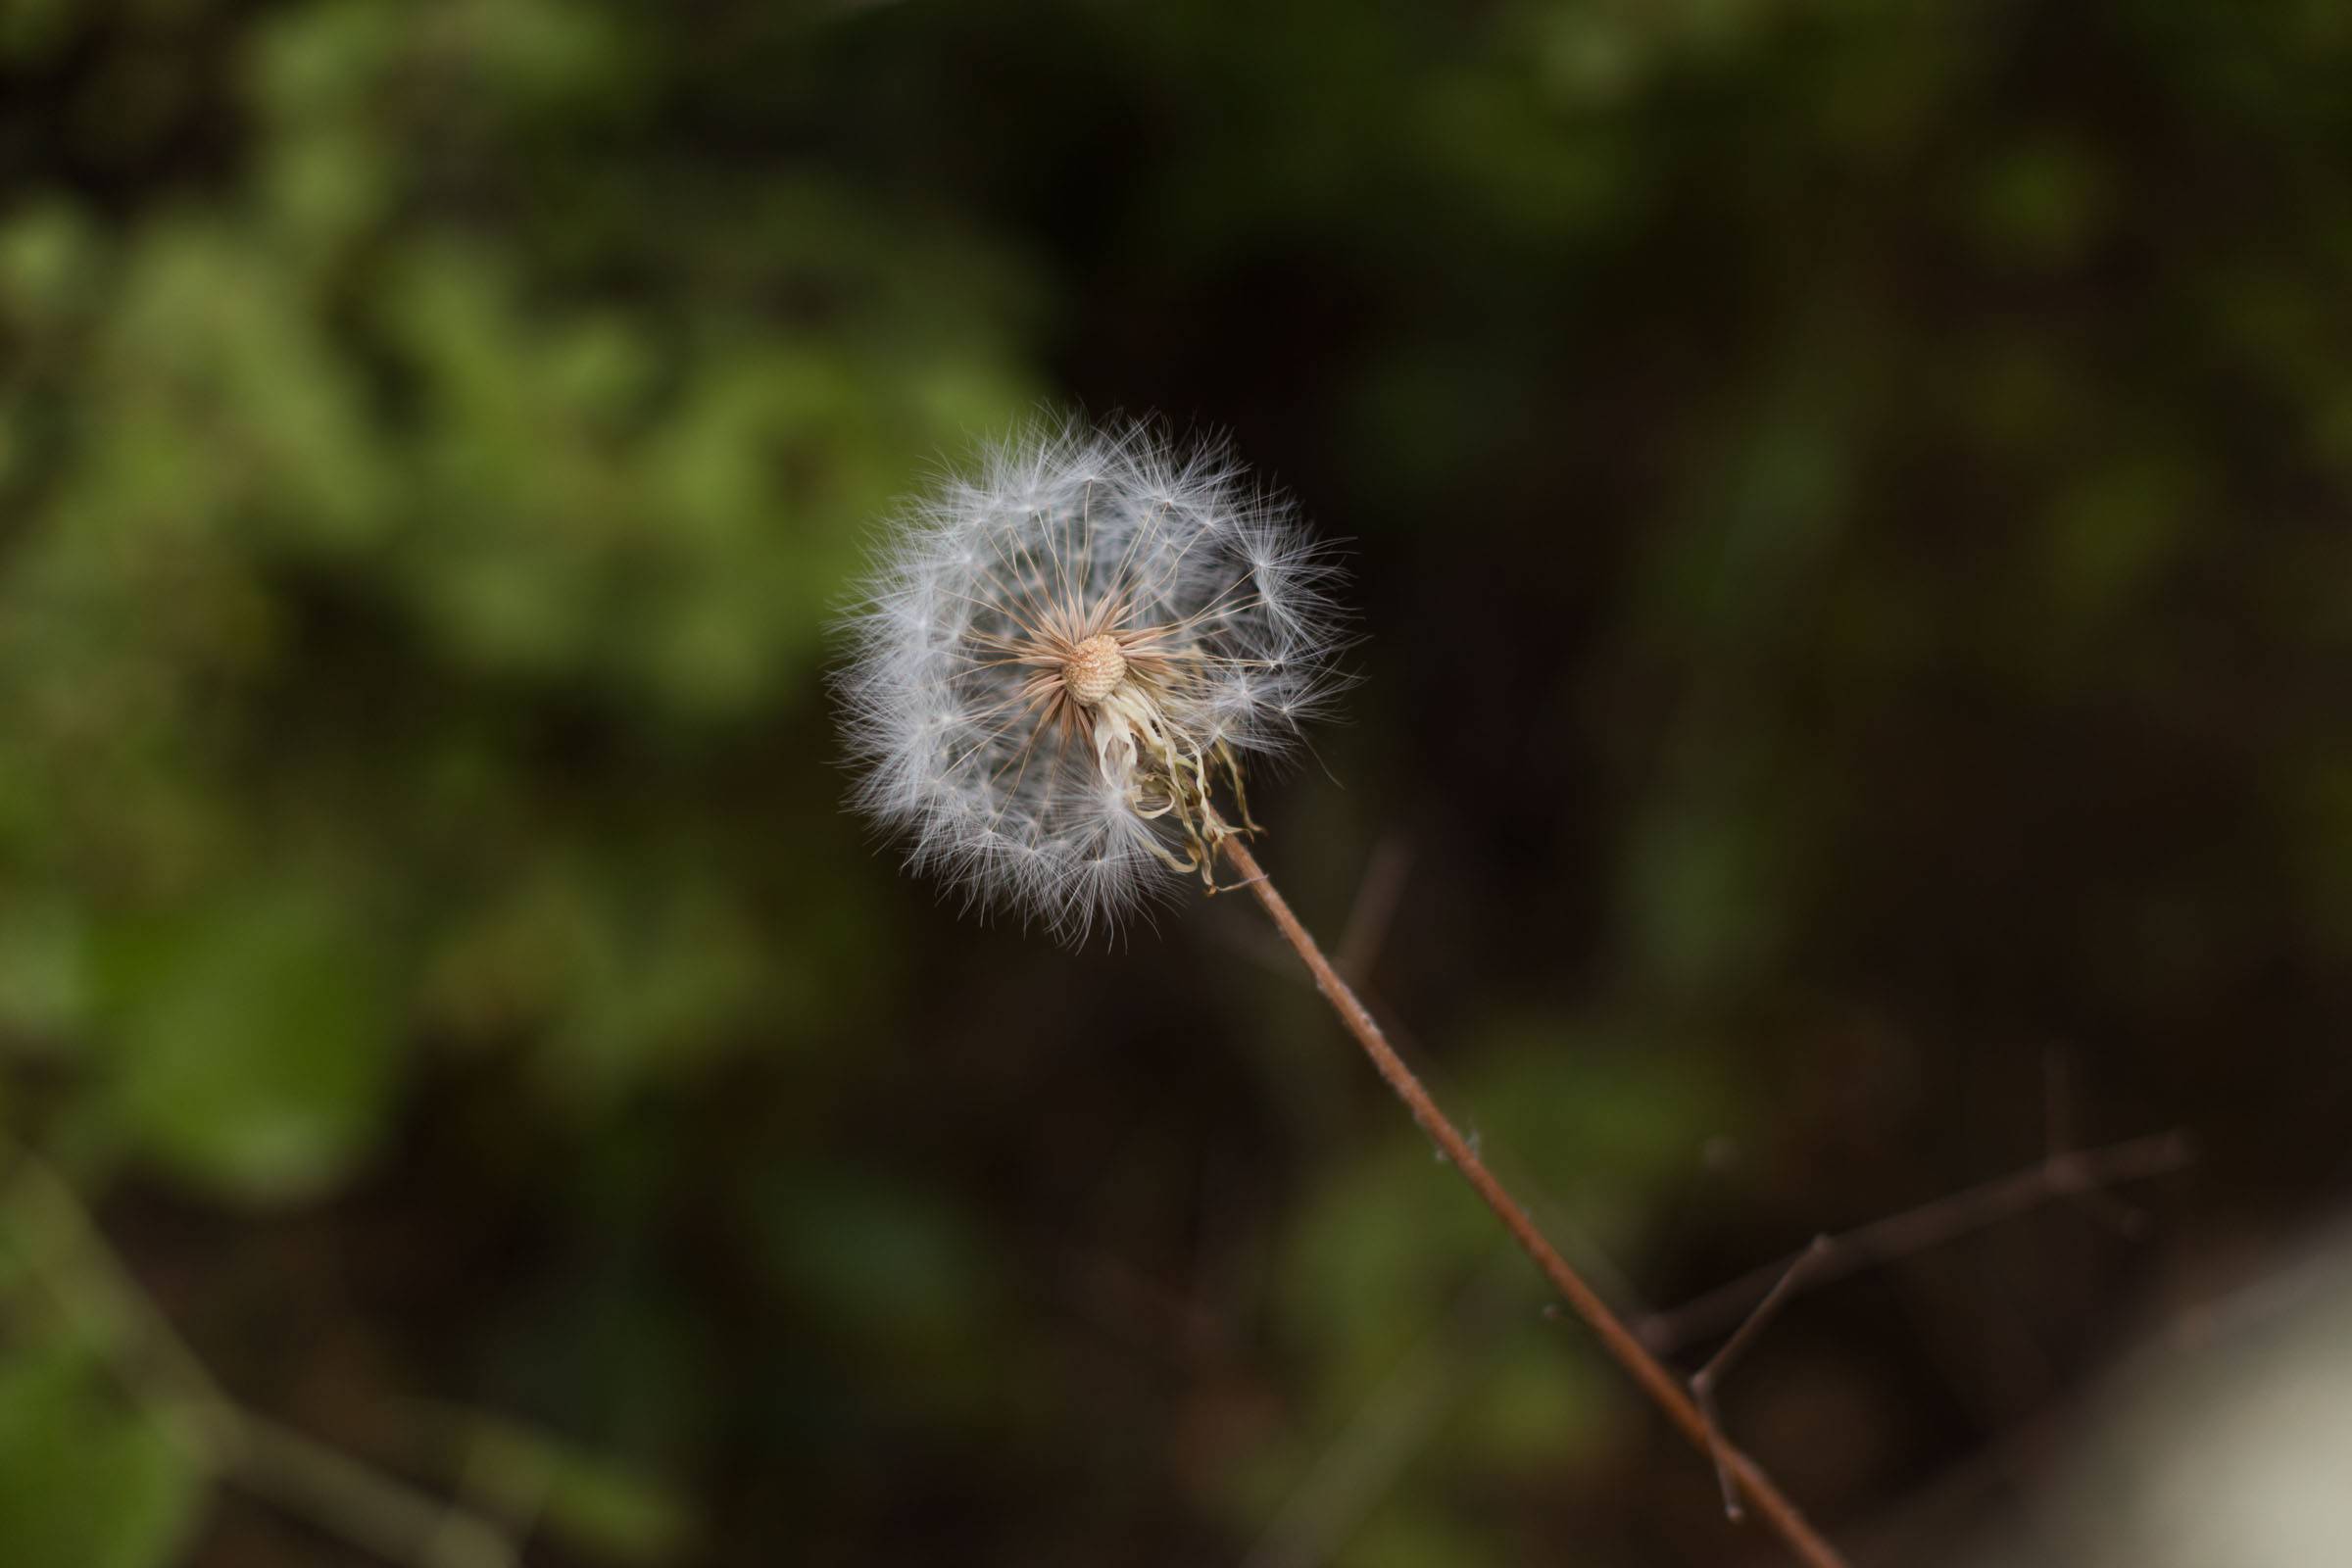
[1333,836,1411,987]
[1257,1106,2198,1564]
[1639,1129,2196,1359]
[1690,1234,1836,1521]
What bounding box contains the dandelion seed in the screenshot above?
[835,416,1348,942]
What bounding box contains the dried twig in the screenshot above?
[1256,1061,2193,1564]
[1690,1235,1834,1520]
[1333,836,1411,986]
[1639,1129,2195,1359]
[2044,1051,2148,1237]
[1222,837,1847,1568]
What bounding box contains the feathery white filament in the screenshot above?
[836,417,1348,943]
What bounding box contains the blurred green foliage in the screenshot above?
[0,1339,205,1568]
[1,0,1037,1556]
[4,0,2352,1563]
[0,0,1037,1181]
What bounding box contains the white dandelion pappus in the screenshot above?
[837,418,1348,942]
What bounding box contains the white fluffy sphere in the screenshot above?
[836,418,1348,941]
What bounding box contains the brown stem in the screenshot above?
[1219,838,1846,1568]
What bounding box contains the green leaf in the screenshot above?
[0,892,89,1044]
[0,1342,206,1568]
[96,883,399,1204]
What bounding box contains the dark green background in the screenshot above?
[3,1,2347,1563]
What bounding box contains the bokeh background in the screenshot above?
[5,1,2351,1564]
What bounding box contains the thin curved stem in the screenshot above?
[1220,837,1845,1568]
[1,1147,517,1568]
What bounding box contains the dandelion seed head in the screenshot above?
[835,416,1349,942]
